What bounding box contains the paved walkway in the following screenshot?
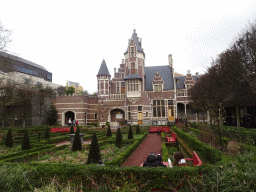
[121,133,162,167]
[55,140,91,147]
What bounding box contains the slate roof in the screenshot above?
[124,74,142,80]
[124,31,144,54]
[97,59,111,76]
[145,65,174,91]
[0,51,47,71]
[175,75,201,89]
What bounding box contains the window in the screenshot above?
[47,74,52,80]
[186,85,193,96]
[153,100,165,117]
[177,89,185,96]
[95,113,98,119]
[116,82,120,93]
[168,100,173,106]
[128,79,139,92]
[131,47,134,57]
[154,85,162,92]
[146,112,148,117]
[138,106,142,111]
[131,63,135,74]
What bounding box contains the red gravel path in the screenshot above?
[121,133,162,167]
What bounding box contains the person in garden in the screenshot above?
[73,119,76,125]
[172,151,187,166]
[97,160,105,166]
[68,118,72,126]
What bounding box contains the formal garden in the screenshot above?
[0,123,256,191]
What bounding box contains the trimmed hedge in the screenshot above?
[105,131,148,166]
[1,145,68,162]
[161,143,169,162]
[0,144,55,161]
[171,126,222,164]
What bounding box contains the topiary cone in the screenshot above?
[136,124,141,134]
[106,126,112,137]
[128,125,133,139]
[87,133,101,164]
[70,126,74,134]
[22,130,31,151]
[115,127,123,148]
[5,129,13,148]
[72,128,82,151]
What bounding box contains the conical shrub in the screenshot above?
[44,127,50,139]
[106,126,112,137]
[70,126,74,134]
[128,125,133,139]
[136,124,141,134]
[115,127,122,148]
[87,133,101,164]
[72,128,82,151]
[5,129,13,148]
[22,130,31,151]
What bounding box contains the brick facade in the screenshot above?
[55,30,207,127]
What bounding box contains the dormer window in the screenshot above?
[154,85,163,92]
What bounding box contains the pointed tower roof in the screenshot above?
[124,29,144,54]
[97,59,111,77]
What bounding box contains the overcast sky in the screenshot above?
[1,0,256,94]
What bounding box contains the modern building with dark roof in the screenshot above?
[55,30,207,126]
[0,51,53,82]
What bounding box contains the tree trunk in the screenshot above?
[217,119,224,152]
[236,104,240,129]
[23,119,26,127]
[219,104,224,126]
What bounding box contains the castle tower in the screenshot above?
[97,59,111,96]
[124,29,145,98]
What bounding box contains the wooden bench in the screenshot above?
[149,126,170,133]
[166,132,177,143]
[184,151,203,166]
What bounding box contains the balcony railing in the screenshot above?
[108,94,125,100]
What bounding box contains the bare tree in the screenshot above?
[33,84,55,125]
[0,20,12,52]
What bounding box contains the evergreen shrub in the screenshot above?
[22,130,31,151]
[128,125,133,139]
[5,129,13,148]
[115,128,122,148]
[70,126,74,134]
[72,128,82,151]
[106,126,112,137]
[136,124,140,134]
[87,133,101,164]
[44,127,50,139]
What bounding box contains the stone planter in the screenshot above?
[68,133,86,144]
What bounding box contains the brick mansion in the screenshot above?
[55,30,207,127]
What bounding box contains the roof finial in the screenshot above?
[133,24,135,33]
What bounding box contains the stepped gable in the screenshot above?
[152,71,164,85]
[97,59,111,76]
[124,30,144,54]
[145,65,174,91]
[175,74,201,89]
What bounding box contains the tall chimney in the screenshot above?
[114,68,116,74]
[187,70,190,74]
[168,54,173,68]
[122,59,124,64]
[196,72,199,76]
